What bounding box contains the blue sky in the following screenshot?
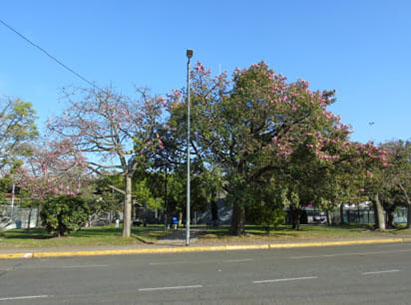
[1,0,410,143]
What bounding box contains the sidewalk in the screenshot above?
[1,231,411,259]
[156,227,207,245]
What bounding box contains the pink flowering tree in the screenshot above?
[346,141,393,230]
[167,62,353,234]
[384,140,411,228]
[47,87,165,237]
[326,143,369,226]
[366,140,411,229]
[17,139,87,226]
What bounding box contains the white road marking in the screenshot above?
[60,264,108,269]
[362,270,400,275]
[18,264,108,270]
[253,276,318,284]
[23,253,32,258]
[148,261,187,266]
[138,285,203,292]
[0,295,50,301]
[223,258,253,263]
[149,258,253,266]
[376,244,409,248]
[291,249,411,259]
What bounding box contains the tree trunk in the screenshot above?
[373,200,379,228]
[211,199,218,227]
[290,207,302,230]
[122,174,132,237]
[132,202,136,221]
[387,209,395,229]
[339,203,344,225]
[36,202,42,228]
[326,210,333,226]
[293,214,301,230]
[408,203,411,229]
[374,194,386,231]
[231,203,245,235]
[26,207,32,232]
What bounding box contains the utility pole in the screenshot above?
[186,49,193,246]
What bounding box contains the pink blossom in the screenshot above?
[158,97,166,106]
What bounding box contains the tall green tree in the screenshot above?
[155,104,223,226]
[352,142,391,231]
[0,97,38,174]
[167,62,351,234]
[381,140,411,228]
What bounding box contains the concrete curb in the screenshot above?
[1,237,411,260]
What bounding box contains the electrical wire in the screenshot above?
[0,17,103,92]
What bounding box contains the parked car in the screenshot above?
[307,211,327,224]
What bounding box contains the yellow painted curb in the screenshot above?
[268,237,411,249]
[0,252,33,259]
[1,237,411,260]
[225,244,270,251]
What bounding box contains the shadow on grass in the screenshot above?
[75,227,122,236]
[74,226,166,244]
[76,227,156,244]
[1,225,169,245]
[0,228,53,240]
[130,234,154,245]
[201,224,384,239]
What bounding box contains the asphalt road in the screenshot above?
[1,243,411,305]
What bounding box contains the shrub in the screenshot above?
[41,195,90,236]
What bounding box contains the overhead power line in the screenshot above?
[0,17,103,91]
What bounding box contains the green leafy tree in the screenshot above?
[152,125,223,225]
[246,183,285,233]
[163,171,185,222]
[168,62,351,234]
[380,140,411,228]
[41,195,90,237]
[0,176,13,196]
[193,165,223,226]
[133,175,163,212]
[79,177,122,226]
[0,97,38,173]
[351,142,391,231]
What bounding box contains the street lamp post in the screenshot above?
[186,49,193,246]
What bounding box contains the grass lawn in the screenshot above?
[1,224,410,249]
[0,225,171,249]
[198,224,411,244]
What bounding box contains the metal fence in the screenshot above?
[331,207,407,225]
[0,204,38,230]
